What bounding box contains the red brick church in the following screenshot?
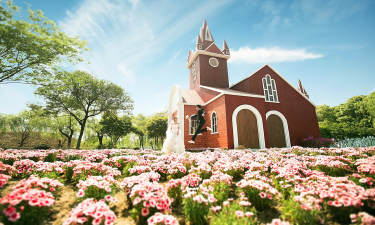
[168,20,320,150]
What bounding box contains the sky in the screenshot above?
[1,0,375,116]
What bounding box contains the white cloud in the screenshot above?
[229,46,323,64]
[58,0,232,114]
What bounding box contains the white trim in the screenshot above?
[266,110,291,147]
[229,65,265,88]
[229,64,315,106]
[200,85,265,99]
[267,65,315,106]
[203,93,224,106]
[186,50,230,68]
[232,104,266,149]
[211,111,218,134]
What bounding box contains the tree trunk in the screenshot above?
[76,117,88,149]
[67,134,72,149]
[97,134,103,149]
[19,131,29,147]
[139,135,144,149]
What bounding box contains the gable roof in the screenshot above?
[181,89,205,105]
[200,85,265,99]
[229,65,315,106]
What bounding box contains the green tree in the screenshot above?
[0,114,8,134]
[35,70,133,149]
[146,114,167,149]
[131,114,148,149]
[8,107,46,147]
[88,118,105,149]
[365,91,375,128]
[100,112,133,148]
[336,95,374,138]
[0,1,86,84]
[316,93,375,139]
[53,114,78,149]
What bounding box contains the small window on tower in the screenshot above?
[192,62,197,81]
[262,74,279,103]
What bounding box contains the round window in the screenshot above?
[209,57,219,67]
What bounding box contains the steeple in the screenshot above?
[198,19,214,49]
[298,79,309,99]
[187,19,230,90]
[222,40,230,55]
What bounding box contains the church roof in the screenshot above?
[200,85,264,99]
[229,64,315,106]
[181,89,205,105]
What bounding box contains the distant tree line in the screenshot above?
[317,91,375,140]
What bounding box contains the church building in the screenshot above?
[169,20,320,150]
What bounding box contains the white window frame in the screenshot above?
[262,74,279,103]
[189,115,198,135]
[211,111,218,134]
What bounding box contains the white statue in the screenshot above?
[162,110,184,154]
[162,85,185,154]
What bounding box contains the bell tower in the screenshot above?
[187,20,230,90]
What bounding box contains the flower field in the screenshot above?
[1,147,375,225]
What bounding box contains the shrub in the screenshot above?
[301,136,334,148]
[147,213,179,225]
[63,198,116,225]
[129,182,171,225]
[210,202,256,225]
[183,190,216,225]
[43,153,57,162]
[237,179,279,211]
[280,198,322,225]
[76,175,117,201]
[33,144,51,150]
[0,188,55,225]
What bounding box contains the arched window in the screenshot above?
[189,116,198,135]
[211,112,218,133]
[262,74,279,103]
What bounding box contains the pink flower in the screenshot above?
[259,192,267,199]
[141,207,149,217]
[235,210,244,218]
[245,212,254,218]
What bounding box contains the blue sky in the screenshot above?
[1,0,375,115]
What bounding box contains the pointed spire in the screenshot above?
[222,40,230,55]
[298,79,309,99]
[198,19,214,49]
[196,34,203,50]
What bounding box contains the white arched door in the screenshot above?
[232,104,265,149]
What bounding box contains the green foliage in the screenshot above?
[212,182,230,205]
[241,187,274,211]
[183,196,210,225]
[100,112,133,148]
[0,1,86,84]
[332,136,375,148]
[280,198,322,225]
[210,202,257,225]
[44,152,57,162]
[1,203,50,225]
[35,70,133,149]
[167,184,183,210]
[317,92,375,140]
[146,113,167,149]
